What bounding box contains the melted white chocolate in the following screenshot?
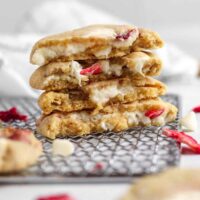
[100,121,114,131]
[43,74,70,86]
[43,61,88,86]
[133,57,149,75]
[94,47,112,58]
[32,42,93,66]
[42,54,150,87]
[124,111,151,125]
[90,85,134,104]
[100,61,123,76]
[70,61,86,86]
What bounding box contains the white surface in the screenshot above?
[0,81,200,200]
[0,184,128,200]
[0,34,40,97]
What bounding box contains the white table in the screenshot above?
[1,80,200,200]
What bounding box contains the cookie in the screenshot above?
[30,24,164,66]
[30,51,162,91]
[36,98,177,139]
[38,77,166,114]
[0,127,42,173]
[132,28,164,51]
[121,168,200,200]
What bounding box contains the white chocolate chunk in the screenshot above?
[90,85,134,104]
[100,61,123,76]
[133,57,149,75]
[32,43,93,66]
[100,121,114,131]
[70,61,86,86]
[52,139,74,156]
[32,49,47,66]
[124,111,151,125]
[180,111,198,132]
[94,47,112,58]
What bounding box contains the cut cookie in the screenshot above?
[36,98,177,139]
[30,51,162,91]
[132,28,164,51]
[30,24,164,66]
[38,77,167,114]
[0,127,42,173]
[121,168,200,200]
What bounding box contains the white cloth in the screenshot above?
[19,0,125,34]
[0,0,199,97]
[155,44,198,82]
[0,34,40,97]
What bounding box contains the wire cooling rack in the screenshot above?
[0,95,180,184]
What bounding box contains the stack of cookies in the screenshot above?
[29,24,177,139]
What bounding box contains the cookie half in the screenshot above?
[30,24,164,65]
[36,98,177,139]
[30,51,162,91]
[0,127,42,173]
[121,168,200,200]
[38,77,167,114]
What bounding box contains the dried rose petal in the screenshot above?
[93,162,104,171]
[192,105,200,113]
[163,128,200,153]
[145,109,165,119]
[80,63,102,75]
[116,29,135,40]
[0,107,28,122]
[0,126,31,143]
[181,147,200,155]
[37,194,75,200]
[8,128,31,143]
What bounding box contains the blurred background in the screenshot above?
[0,0,199,97]
[0,0,199,57]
